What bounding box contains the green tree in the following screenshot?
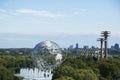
[75,69,98,80]
[54,76,74,80]
[53,65,75,79]
[0,66,13,80]
[98,57,120,80]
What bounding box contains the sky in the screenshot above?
[0,0,120,48]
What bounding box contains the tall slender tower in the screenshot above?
[101,31,110,58]
[97,38,104,58]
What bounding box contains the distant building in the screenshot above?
[68,45,74,50]
[111,43,119,50]
[114,43,119,50]
[83,45,89,50]
[76,43,79,49]
[111,46,114,50]
[91,46,95,49]
[75,43,79,50]
[64,48,67,50]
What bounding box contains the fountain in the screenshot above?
[20,68,53,80]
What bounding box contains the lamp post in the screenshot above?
[101,31,110,58]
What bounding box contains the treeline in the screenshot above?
[109,49,120,57]
[0,55,32,80]
[0,48,32,56]
[53,56,120,80]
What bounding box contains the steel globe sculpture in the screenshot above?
[31,40,62,70]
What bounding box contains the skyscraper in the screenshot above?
[75,43,79,50]
[114,43,119,50]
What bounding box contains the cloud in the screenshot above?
[16,9,63,18]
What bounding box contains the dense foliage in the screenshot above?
[53,56,120,80]
[0,48,120,80]
[0,65,13,80]
[0,55,32,80]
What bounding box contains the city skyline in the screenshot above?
[0,0,120,48]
